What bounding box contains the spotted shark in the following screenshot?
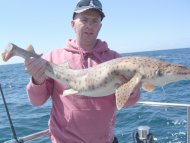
[1,43,190,110]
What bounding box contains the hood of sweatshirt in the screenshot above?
[64,39,111,68]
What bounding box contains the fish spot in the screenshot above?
[90,85,95,90]
[55,74,61,79]
[104,81,108,85]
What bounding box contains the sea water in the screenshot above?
[0,48,190,143]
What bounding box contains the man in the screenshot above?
[25,0,140,142]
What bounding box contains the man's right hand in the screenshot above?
[24,56,46,85]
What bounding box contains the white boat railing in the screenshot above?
[4,129,49,143]
[136,101,190,143]
[4,101,190,143]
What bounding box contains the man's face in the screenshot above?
[71,10,102,45]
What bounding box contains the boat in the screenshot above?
[1,83,190,143]
[2,101,190,143]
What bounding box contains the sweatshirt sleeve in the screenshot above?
[26,76,54,106]
[26,80,48,106]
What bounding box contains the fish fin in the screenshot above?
[26,44,36,53]
[115,73,142,110]
[63,88,79,96]
[142,83,155,92]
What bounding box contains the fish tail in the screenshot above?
[1,43,15,62]
[1,43,39,62]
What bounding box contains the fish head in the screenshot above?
[157,64,190,85]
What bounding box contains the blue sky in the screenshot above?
[1,0,190,65]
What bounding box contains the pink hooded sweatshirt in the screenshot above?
[26,39,140,143]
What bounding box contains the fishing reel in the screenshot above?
[133,126,157,143]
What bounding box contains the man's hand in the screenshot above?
[24,56,46,85]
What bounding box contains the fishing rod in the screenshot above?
[0,83,22,143]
